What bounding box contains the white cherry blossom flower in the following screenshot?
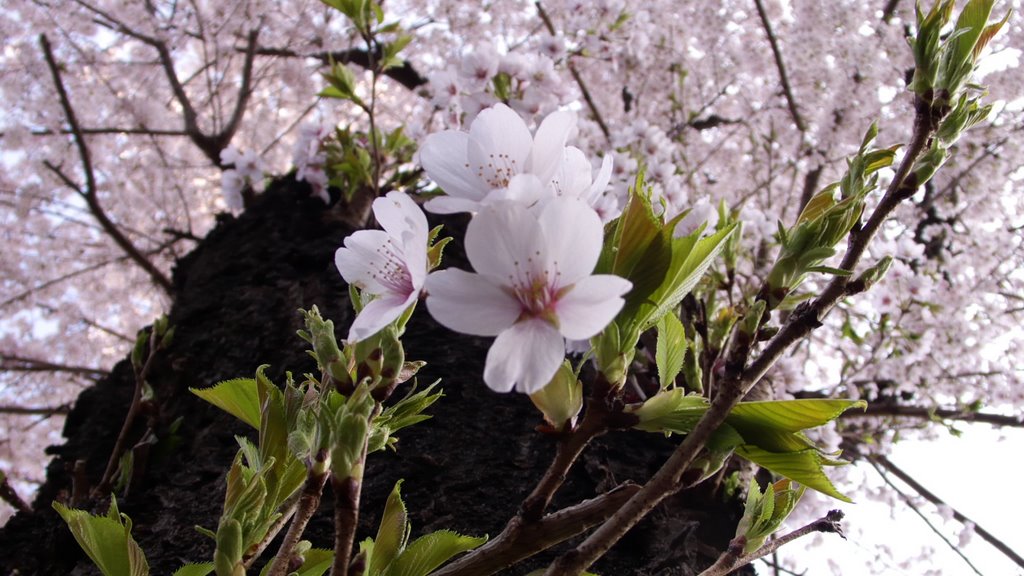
[424,198,631,393]
[335,191,429,342]
[418,103,575,214]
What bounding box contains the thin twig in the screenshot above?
[0,472,32,514]
[39,34,174,294]
[699,510,845,576]
[752,0,806,133]
[242,492,302,569]
[535,2,611,143]
[871,455,1024,570]
[267,455,330,576]
[94,326,160,495]
[0,404,73,416]
[0,353,108,379]
[849,404,1024,428]
[867,458,984,576]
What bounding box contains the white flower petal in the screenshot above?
[537,198,604,284]
[419,131,486,199]
[555,275,632,340]
[486,173,549,207]
[528,109,576,183]
[347,292,414,342]
[424,269,521,336]
[552,146,591,198]
[484,318,565,394]
[467,103,533,188]
[423,195,485,214]
[465,202,545,285]
[374,191,427,244]
[335,230,392,294]
[584,154,614,204]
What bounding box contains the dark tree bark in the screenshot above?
[0,179,749,576]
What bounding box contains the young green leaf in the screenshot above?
[370,481,411,575]
[736,445,851,502]
[383,530,487,576]
[171,563,214,576]
[655,311,687,388]
[190,378,261,429]
[52,497,149,576]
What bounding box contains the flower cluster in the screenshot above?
[338,103,632,394]
[220,146,267,211]
[293,123,332,204]
[428,41,573,128]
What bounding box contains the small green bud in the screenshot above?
[529,361,583,432]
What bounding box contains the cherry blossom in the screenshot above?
[335,192,429,342]
[418,103,576,214]
[424,198,631,393]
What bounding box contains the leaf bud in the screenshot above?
[529,361,583,433]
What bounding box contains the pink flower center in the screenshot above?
[470,152,520,189]
[370,238,414,296]
[507,253,567,326]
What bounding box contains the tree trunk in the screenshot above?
[0,179,750,576]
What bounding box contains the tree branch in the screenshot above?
[72,0,257,165]
[870,455,1024,570]
[544,93,941,576]
[254,46,427,91]
[0,353,108,379]
[39,34,174,294]
[0,127,188,138]
[0,404,73,416]
[849,404,1024,428]
[430,483,641,576]
[699,510,845,576]
[535,1,611,143]
[753,0,806,133]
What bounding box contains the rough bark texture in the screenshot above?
[0,179,750,575]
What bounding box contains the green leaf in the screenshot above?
[190,378,261,429]
[735,478,806,553]
[655,311,687,388]
[384,530,487,576]
[736,445,852,502]
[171,563,214,576]
[728,399,867,433]
[53,497,149,576]
[629,388,709,434]
[639,223,738,332]
[294,548,334,576]
[370,481,410,575]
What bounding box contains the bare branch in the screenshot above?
[753,0,806,132]
[0,127,188,138]
[699,510,845,576]
[870,455,1024,571]
[72,0,259,165]
[535,1,611,143]
[39,34,174,294]
[0,473,32,514]
[850,404,1024,428]
[254,46,428,92]
[0,404,73,416]
[0,353,108,379]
